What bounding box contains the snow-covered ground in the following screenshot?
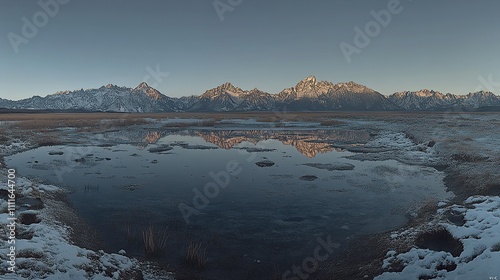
[376,196,500,280]
[0,173,174,279]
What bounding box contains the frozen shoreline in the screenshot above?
[1,113,499,279]
[376,196,500,279]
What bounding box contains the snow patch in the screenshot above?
[376,196,500,279]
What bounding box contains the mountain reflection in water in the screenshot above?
[142,129,371,158]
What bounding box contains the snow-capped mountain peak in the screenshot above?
[388,88,500,110]
[104,84,118,89]
[134,82,163,100]
[333,81,376,94]
[200,82,245,99]
[277,75,336,100]
[302,75,317,83]
[135,82,151,90]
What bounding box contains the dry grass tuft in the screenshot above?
[0,129,9,144]
[491,242,500,252]
[34,135,62,146]
[142,224,169,258]
[319,119,342,126]
[415,227,463,257]
[124,223,140,245]
[105,118,149,127]
[269,264,281,280]
[185,242,207,269]
[163,119,218,128]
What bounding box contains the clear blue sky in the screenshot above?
[1,0,499,100]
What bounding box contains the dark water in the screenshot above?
[6,129,451,279]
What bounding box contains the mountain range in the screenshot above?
[1,76,499,112]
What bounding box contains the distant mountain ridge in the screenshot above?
[388,89,500,111]
[1,76,499,112]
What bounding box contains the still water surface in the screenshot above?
[6,129,450,278]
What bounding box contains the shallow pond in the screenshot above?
[6,129,451,279]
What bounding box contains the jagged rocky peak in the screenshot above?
[135,82,151,90]
[293,75,335,97]
[104,84,118,89]
[301,75,317,84]
[202,82,245,98]
[97,84,123,91]
[220,82,237,90]
[247,88,267,95]
[296,75,333,88]
[421,89,435,93]
[217,82,243,93]
[411,89,443,96]
[468,90,495,97]
[414,89,440,97]
[295,75,317,91]
[134,82,163,100]
[334,81,376,93]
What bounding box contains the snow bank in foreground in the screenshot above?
[376,196,500,280]
[0,175,174,279]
